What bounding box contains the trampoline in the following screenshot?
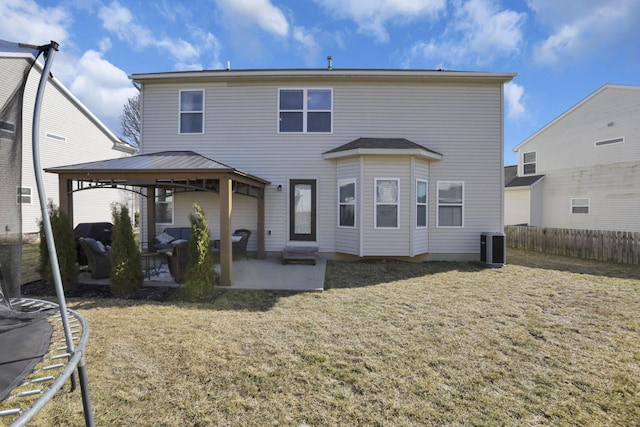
[0,40,94,426]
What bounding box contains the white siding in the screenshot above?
[505,188,530,225]
[141,80,506,257]
[515,86,640,232]
[18,64,130,233]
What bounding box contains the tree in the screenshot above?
[109,203,143,297]
[119,94,140,147]
[37,201,78,292]
[182,203,215,300]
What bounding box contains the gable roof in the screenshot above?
[513,84,640,152]
[322,137,443,160]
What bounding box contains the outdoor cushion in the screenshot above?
[155,232,175,245]
[232,234,242,242]
[85,237,106,254]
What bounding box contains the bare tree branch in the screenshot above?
[119,94,140,147]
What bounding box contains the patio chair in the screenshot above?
[232,229,251,260]
[78,237,111,279]
[167,241,189,283]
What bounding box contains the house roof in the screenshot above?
[322,137,443,161]
[131,68,516,85]
[505,174,545,188]
[512,84,640,153]
[45,150,270,186]
[504,165,517,184]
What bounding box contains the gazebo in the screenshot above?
[45,150,270,286]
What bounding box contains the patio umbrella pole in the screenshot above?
[31,41,95,427]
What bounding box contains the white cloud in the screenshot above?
[408,0,526,67]
[293,26,322,66]
[530,0,640,66]
[68,50,138,134]
[214,0,290,37]
[0,0,69,46]
[504,81,526,119]
[314,0,446,43]
[98,1,201,67]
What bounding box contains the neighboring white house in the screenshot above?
[0,52,136,235]
[125,68,514,261]
[507,84,640,232]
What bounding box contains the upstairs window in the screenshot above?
[523,151,536,175]
[17,187,32,204]
[338,179,356,228]
[375,179,399,228]
[179,90,204,134]
[279,88,332,133]
[571,198,589,214]
[416,180,427,228]
[437,181,463,227]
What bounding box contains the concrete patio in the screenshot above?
[78,256,326,292]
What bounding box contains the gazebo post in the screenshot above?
[219,175,233,286]
[58,176,74,226]
[146,185,156,251]
[257,189,266,259]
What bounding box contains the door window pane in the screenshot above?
[294,184,312,234]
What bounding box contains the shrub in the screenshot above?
[37,201,78,292]
[182,203,215,300]
[109,203,143,297]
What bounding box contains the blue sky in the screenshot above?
[2,0,639,165]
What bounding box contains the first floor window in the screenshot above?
[375,179,399,228]
[571,198,589,214]
[416,180,427,228]
[437,181,463,227]
[179,89,204,134]
[156,188,174,224]
[17,187,32,204]
[338,179,356,227]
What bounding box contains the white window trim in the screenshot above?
[374,178,400,229]
[436,181,464,228]
[45,132,67,142]
[155,188,174,225]
[178,89,205,135]
[277,88,333,134]
[338,178,357,228]
[571,197,590,214]
[17,187,32,205]
[416,179,428,229]
[522,151,536,175]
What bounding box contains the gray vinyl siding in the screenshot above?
[141,80,506,256]
[18,64,130,233]
[516,86,640,232]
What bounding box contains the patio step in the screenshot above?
[282,244,318,265]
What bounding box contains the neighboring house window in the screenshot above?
[416,179,427,228]
[595,137,624,147]
[179,90,204,134]
[17,187,32,204]
[437,181,463,227]
[338,179,356,228]
[156,188,174,224]
[523,151,536,175]
[571,198,589,214]
[46,132,66,142]
[0,121,15,133]
[375,179,399,228]
[278,88,332,133]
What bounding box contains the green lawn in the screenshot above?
[11,249,640,426]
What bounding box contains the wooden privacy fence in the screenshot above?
[505,226,640,265]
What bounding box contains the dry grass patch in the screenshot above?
[21,249,640,426]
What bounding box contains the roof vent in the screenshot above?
[327,55,333,70]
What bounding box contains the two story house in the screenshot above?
[506,84,640,232]
[48,67,514,285]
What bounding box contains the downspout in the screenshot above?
[31,41,95,427]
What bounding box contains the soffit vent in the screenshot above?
[595,137,624,147]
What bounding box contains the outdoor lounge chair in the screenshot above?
[78,238,111,279]
[232,229,251,260]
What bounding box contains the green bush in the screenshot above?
[182,203,215,300]
[109,203,143,297]
[37,201,78,292]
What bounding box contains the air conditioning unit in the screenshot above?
[480,232,505,267]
